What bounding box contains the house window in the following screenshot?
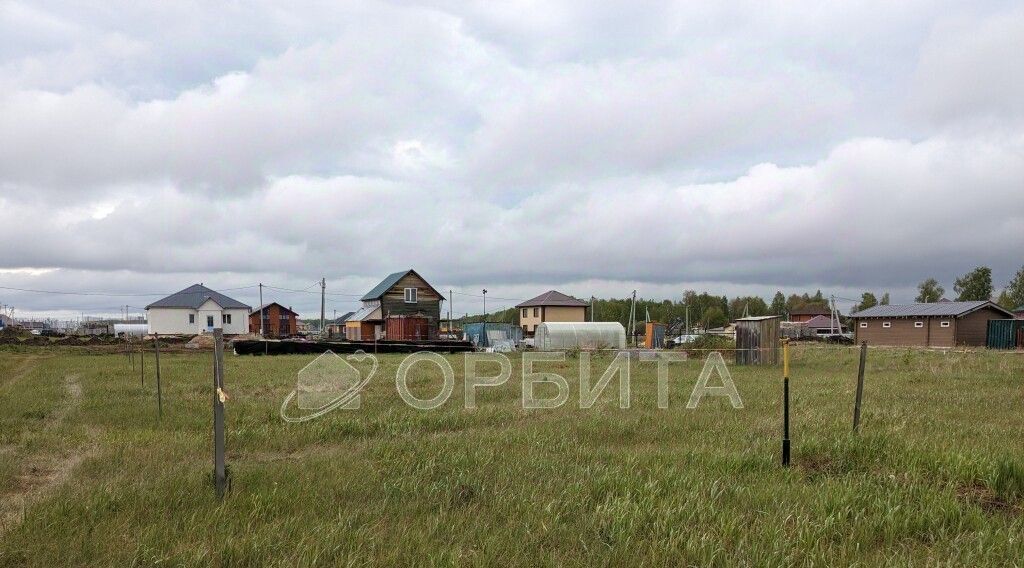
[521,308,527,318]
[859,322,867,328]
[206,315,214,328]
[404,287,418,303]
[940,321,950,328]
[222,314,232,324]
[189,314,195,324]
[914,321,924,328]
[522,325,528,334]
[882,322,891,328]
[533,307,539,317]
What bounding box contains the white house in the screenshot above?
[146,284,251,335]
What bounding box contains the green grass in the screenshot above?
[0,345,1022,566]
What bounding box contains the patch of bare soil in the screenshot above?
[956,482,1023,516]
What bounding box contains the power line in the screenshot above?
[0,284,258,297]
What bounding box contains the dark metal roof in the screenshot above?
[146,284,251,310]
[516,290,589,308]
[251,302,298,315]
[849,301,1013,319]
[360,269,442,301]
[333,311,355,324]
[790,304,829,315]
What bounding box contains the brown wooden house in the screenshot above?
[347,270,444,341]
[849,301,1013,348]
[789,304,830,323]
[249,303,298,338]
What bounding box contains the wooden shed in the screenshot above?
[735,316,781,365]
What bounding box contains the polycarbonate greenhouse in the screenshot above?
[533,322,626,350]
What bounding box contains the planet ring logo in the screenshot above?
[280,350,378,422]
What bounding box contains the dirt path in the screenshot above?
[0,354,43,391]
[0,372,96,536]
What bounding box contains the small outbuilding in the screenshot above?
[534,322,625,350]
[849,301,1014,348]
[735,316,781,365]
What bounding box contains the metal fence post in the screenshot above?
[853,341,867,433]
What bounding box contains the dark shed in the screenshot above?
[735,316,781,365]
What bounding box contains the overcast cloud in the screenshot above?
[1,1,1022,318]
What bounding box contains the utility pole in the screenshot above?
[590,296,595,322]
[258,283,264,338]
[320,277,326,339]
[448,290,453,340]
[628,290,637,347]
[482,289,488,348]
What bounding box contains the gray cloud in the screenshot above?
[1,1,1022,317]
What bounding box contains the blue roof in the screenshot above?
[146,284,251,310]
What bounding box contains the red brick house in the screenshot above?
[249,303,298,338]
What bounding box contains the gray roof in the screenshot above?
[346,305,381,322]
[736,315,781,321]
[516,290,589,308]
[360,269,441,301]
[333,311,355,324]
[146,284,251,310]
[849,301,1013,319]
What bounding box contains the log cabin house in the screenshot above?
[345,270,443,341]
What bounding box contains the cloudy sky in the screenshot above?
[1,1,1022,319]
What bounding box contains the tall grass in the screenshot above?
[0,345,1021,565]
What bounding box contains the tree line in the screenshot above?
[854,265,1024,312]
[461,264,1024,332]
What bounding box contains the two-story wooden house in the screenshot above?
[346,269,444,341]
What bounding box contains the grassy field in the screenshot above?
[0,344,1022,566]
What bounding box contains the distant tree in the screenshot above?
[702,307,728,329]
[880,292,890,305]
[770,291,786,316]
[997,289,1013,309]
[1002,265,1024,309]
[954,266,993,301]
[729,296,769,319]
[855,292,878,312]
[811,289,824,303]
[915,278,944,303]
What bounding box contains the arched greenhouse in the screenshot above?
[533,322,626,350]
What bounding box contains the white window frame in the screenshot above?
[882,321,891,328]
[189,314,195,324]
[859,322,867,328]
[404,287,418,303]
[940,321,950,328]
[914,321,923,328]
[222,314,232,324]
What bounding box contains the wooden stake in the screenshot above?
[212,329,227,499]
[154,333,162,420]
[853,341,867,433]
[139,336,144,386]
